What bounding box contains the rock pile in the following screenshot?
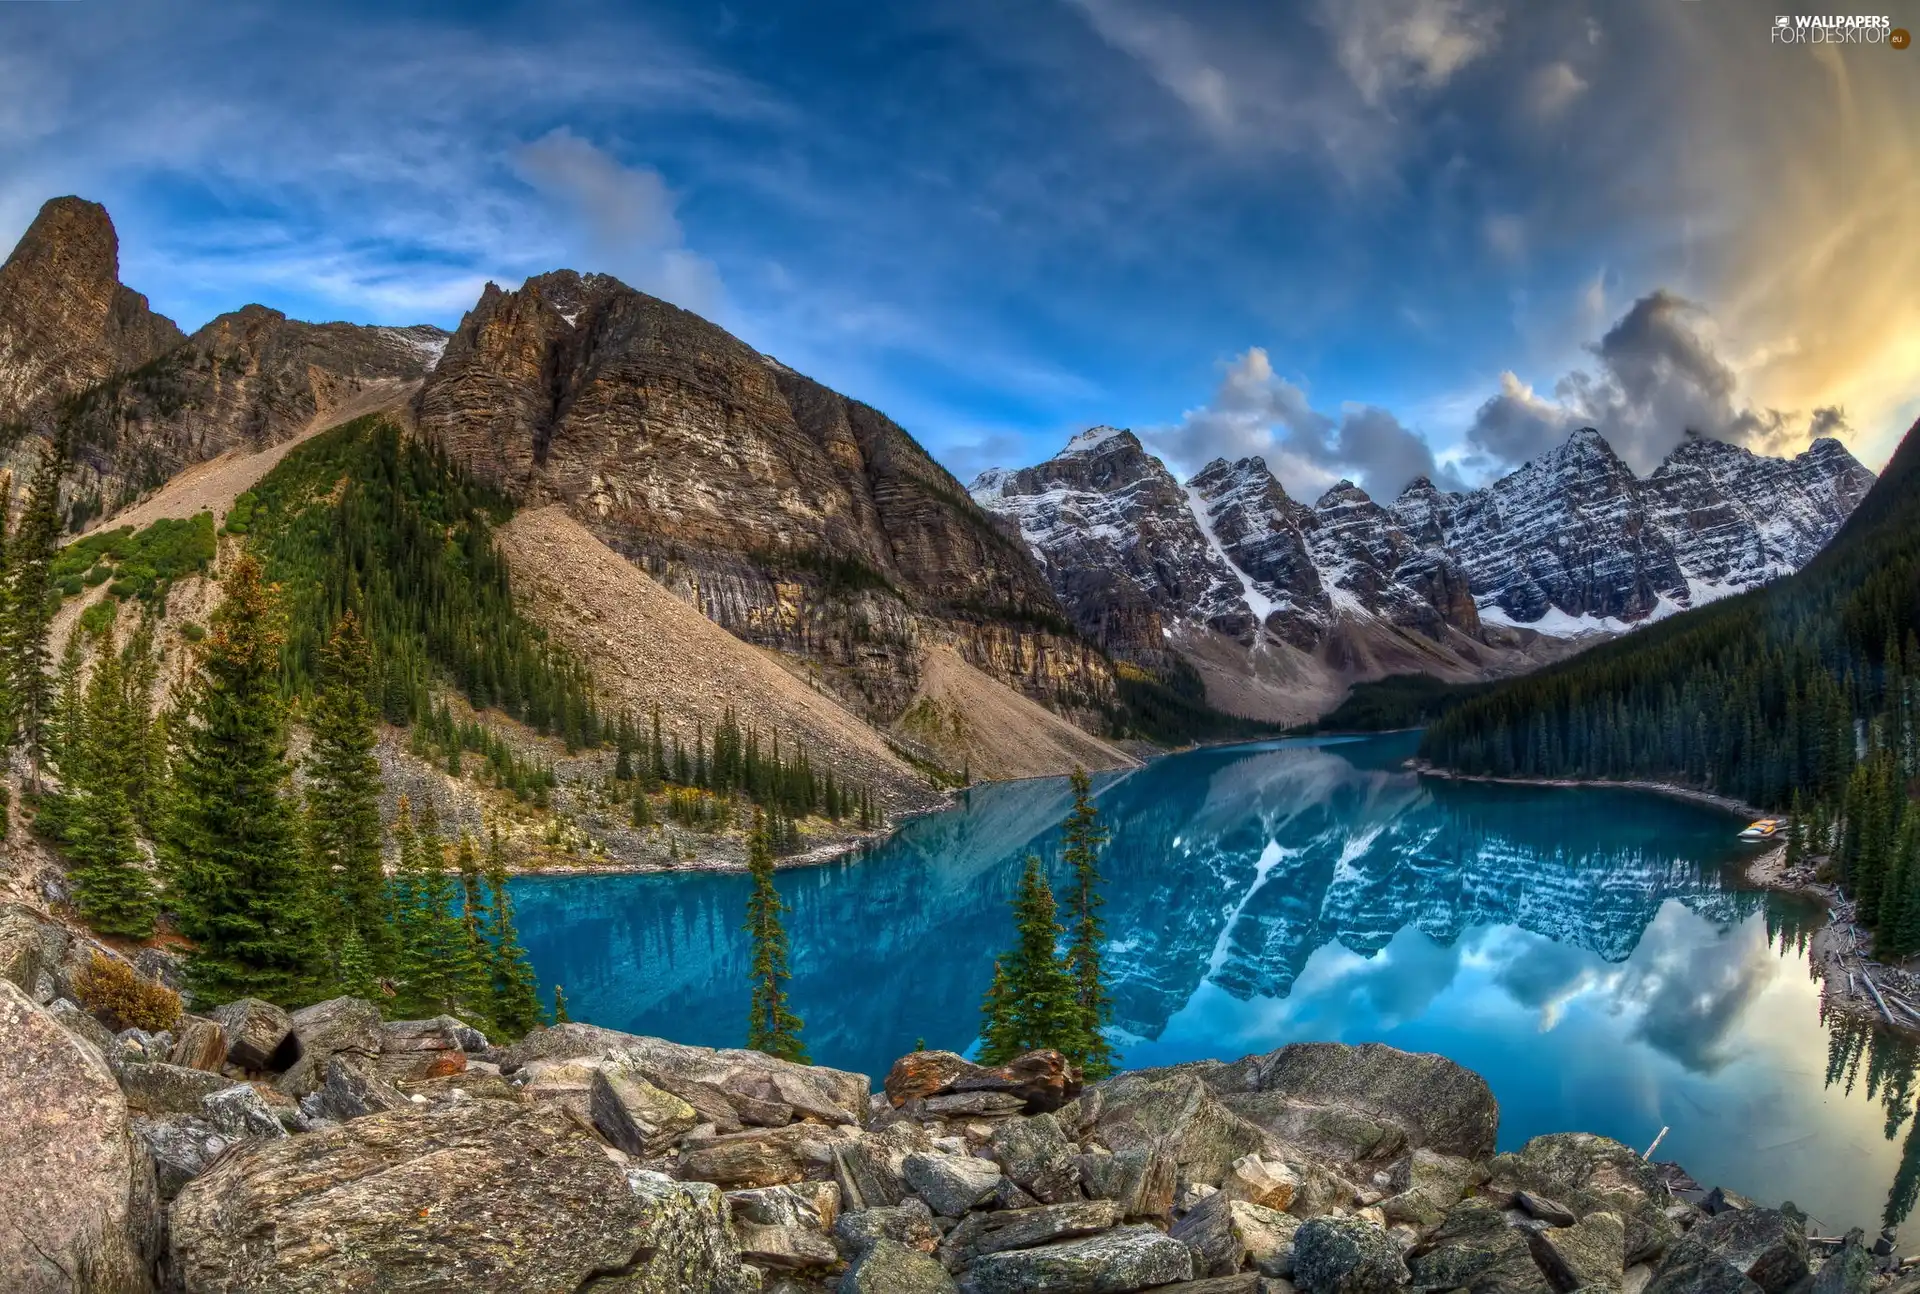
[0,936,1897,1294]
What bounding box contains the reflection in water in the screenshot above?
[511,733,1918,1239]
[1824,1014,1920,1229]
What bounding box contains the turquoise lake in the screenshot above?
[511,732,1920,1240]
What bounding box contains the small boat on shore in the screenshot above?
[1739,818,1786,842]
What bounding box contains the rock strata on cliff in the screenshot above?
[416,269,1113,726]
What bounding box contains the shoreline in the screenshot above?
[1408,760,1770,820]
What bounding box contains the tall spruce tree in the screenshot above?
[66,625,157,938]
[977,854,1080,1065]
[306,611,388,969]
[6,435,68,778]
[744,811,807,1061]
[483,826,544,1035]
[167,553,322,1004]
[391,799,471,1020]
[1059,768,1116,1078]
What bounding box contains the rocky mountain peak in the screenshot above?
[1314,480,1375,512]
[0,195,184,425]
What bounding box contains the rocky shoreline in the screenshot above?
[2,908,1909,1294]
[1407,761,1772,820]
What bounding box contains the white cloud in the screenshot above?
[1316,0,1501,106]
[1525,61,1588,120]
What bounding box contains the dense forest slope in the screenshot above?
[1421,416,1920,812]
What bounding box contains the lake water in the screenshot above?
[512,732,1920,1240]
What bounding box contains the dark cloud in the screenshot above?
[1466,291,1841,473]
[1153,347,1463,501]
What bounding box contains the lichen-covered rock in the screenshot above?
[989,1111,1083,1203]
[296,1054,411,1123]
[0,978,156,1292]
[1090,1070,1275,1187]
[735,1220,840,1271]
[904,1150,1003,1216]
[957,1223,1194,1292]
[201,1084,289,1140]
[682,1123,826,1189]
[1408,1198,1553,1294]
[169,1015,229,1074]
[1645,1257,1764,1294]
[1488,1134,1677,1265]
[117,1058,243,1115]
[1810,1229,1873,1294]
[48,994,118,1058]
[834,1198,941,1260]
[274,996,381,1095]
[168,1100,757,1292]
[209,997,298,1072]
[845,1237,960,1293]
[1661,1208,1808,1294]
[1197,1043,1499,1168]
[1224,1151,1302,1211]
[1380,1149,1484,1227]
[939,1199,1121,1271]
[135,1114,233,1202]
[1293,1215,1410,1294]
[1528,1210,1626,1292]
[592,1058,700,1154]
[837,1122,935,1208]
[729,1180,841,1232]
[1079,1144,1177,1222]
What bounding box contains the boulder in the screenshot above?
[169,1101,758,1292]
[1292,1215,1410,1294]
[48,995,118,1058]
[989,1112,1083,1203]
[1515,1190,1579,1227]
[499,1022,868,1129]
[1079,1145,1177,1222]
[1381,1149,1483,1228]
[1488,1135,1679,1265]
[168,1015,229,1074]
[886,1048,1084,1115]
[958,1224,1194,1292]
[1662,1209,1808,1294]
[939,1200,1121,1271]
[516,1055,604,1117]
[844,1236,961,1293]
[1188,1043,1497,1169]
[209,997,299,1072]
[736,1219,840,1271]
[273,996,381,1095]
[132,947,186,993]
[118,1059,242,1115]
[836,1122,935,1208]
[729,1180,841,1232]
[889,1051,985,1105]
[1407,1198,1553,1294]
[592,1059,700,1154]
[134,1113,233,1201]
[202,1084,289,1140]
[0,978,156,1292]
[1091,1071,1276,1187]
[1528,1210,1626,1293]
[1645,1258,1764,1294]
[297,1054,411,1123]
[1174,1190,1303,1277]
[1810,1229,1873,1294]
[904,1151,1004,1216]
[1225,1152,1302,1211]
[375,1017,468,1083]
[681,1123,824,1188]
[834,1198,941,1259]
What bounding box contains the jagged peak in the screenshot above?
[1315,479,1373,510]
[1060,425,1136,457]
[1397,474,1440,498]
[3,195,119,280]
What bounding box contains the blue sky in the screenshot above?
[3,0,1916,497]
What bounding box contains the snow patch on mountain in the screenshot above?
[1185,482,1276,629]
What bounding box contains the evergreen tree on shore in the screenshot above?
[483,826,543,1036]
[1059,768,1116,1078]
[306,611,388,969]
[67,625,157,938]
[978,854,1079,1065]
[7,435,67,778]
[166,553,322,1005]
[744,811,807,1061]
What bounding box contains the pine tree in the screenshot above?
[336,925,380,1000]
[744,811,807,1061]
[391,799,470,1019]
[4,436,66,778]
[483,825,543,1035]
[553,984,571,1023]
[306,611,388,971]
[166,552,322,1004]
[1785,788,1806,870]
[977,854,1080,1065]
[450,831,495,1020]
[1059,768,1116,1078]
[66,624,157,938]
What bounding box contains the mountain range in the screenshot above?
[971,422,1874,723]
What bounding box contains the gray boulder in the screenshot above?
[1293,1215,1410,1294]
[169,1101,758,1292]
[117,1059,241,1115]
[836,1122,935,1208]
[1090,1070,1276,1187]
[728,1180,842,1231]
[275,996,382,1095]
[1488,1134,1678,1264]
[958,1224,1194,1292]
[681,1122,829,1189]
[202,1083,289,1140]
[1528,1210,1626,1292]
[1173,1189,1302,1277]
[1407,1197,1553,1294]
[1810,1229,1873,1294]
[1195,1043,1499,1168]
[989,1112,1083,1203]
[47,995,117,1058]
[1662,1208,1808,1294]
[834,1197,941,1260]
[1079,1145,1176,1222]
[844,1237,961,1292]
[938,1199,1121,1271]
[134,1113,233,1201]
[210,996,299,1071]
[297,1054,412,1123]
[591,1058,700,1154]
[1381,1149,1484,1227]
[904,1150,1003,1216]
[1645,1258,1764,1294]
[0,978,157,1292]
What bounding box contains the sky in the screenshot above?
[2,0,1917,500]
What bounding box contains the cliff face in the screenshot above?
[416,270,1112,722]
[0,198,447,522]
[0,197,184,428]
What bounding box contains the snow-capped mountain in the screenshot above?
[971,425,1874,720]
